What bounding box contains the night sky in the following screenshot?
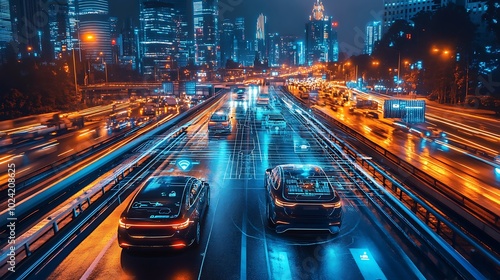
[109,0,383,56]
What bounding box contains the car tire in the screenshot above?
[266,203,275,228]
[193,221,201,247]
[205,189,210,211]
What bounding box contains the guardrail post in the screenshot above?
[86,197,91,206]
[24,243,32,257]
[52,221,59,233]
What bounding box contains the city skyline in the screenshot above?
[109,0,384,56]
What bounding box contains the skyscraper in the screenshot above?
[48,1,70,60]
[9,0,52,59]
[121,18,137,69]
[234,17,247,65]
[305,0,338,65]
[279,35,299,66]
[383,0,469,31]
[78,0,112,63]
[0,0,11,54]
[193,0,218,68]
[267,32,280,67]
[365,21,382,55]
[220,18,234,67]
[255,13,267,62]
[140,0,185,77]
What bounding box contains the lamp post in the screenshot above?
[397,51,401,86]
[104,62,108,84]
[72,48,78,97]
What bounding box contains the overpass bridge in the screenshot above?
[79,81,232,103]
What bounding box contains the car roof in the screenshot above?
[274,164,335,200]
[134,176,196,204]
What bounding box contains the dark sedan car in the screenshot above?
[118,175,210,249]
[265,164,342,234]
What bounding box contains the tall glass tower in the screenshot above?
[220,18,234,67]
[78,0,111,63]
[305,0,338,65]
[139,0,189,78]
[193,0,218,68]
[365,21,382,55]
[48,1,70,60]
[255,13,267,61]
[234,17,246,65]
[0,0,11,51]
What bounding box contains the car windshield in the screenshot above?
[281,165,335,201]
[127,177,188,219]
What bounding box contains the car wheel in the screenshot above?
[205,189,210,210]
[194,221,201,247]
[266,204,275,228]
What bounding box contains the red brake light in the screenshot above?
[172,219,191,230]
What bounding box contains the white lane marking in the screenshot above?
[240,212,247,280]
[58,149,74,157]
[260,204,272,278]
[79,235,117,280]
[349,248,387,280]
[197,185,221,280]
[269,251,292,280]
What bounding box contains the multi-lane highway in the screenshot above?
[1,85,497,279]
[32,86,433,280]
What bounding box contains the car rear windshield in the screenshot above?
[281,166,335,201]
[126,177,188,219]
[210,113,229,122]
[268,114,284,121]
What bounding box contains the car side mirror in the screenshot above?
[265,168,272,173]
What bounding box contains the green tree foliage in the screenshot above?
[0,58,80,120]
[371,4,477,103]
[483,0,500,43]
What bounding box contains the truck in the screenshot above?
[164,96,178,112]
[143,102,157,116]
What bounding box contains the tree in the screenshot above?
[483,0,500,43]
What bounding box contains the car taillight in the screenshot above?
[274,198,297,208]
[119,219,130,229]
[322,201,342,209]
[172,219,191,230]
